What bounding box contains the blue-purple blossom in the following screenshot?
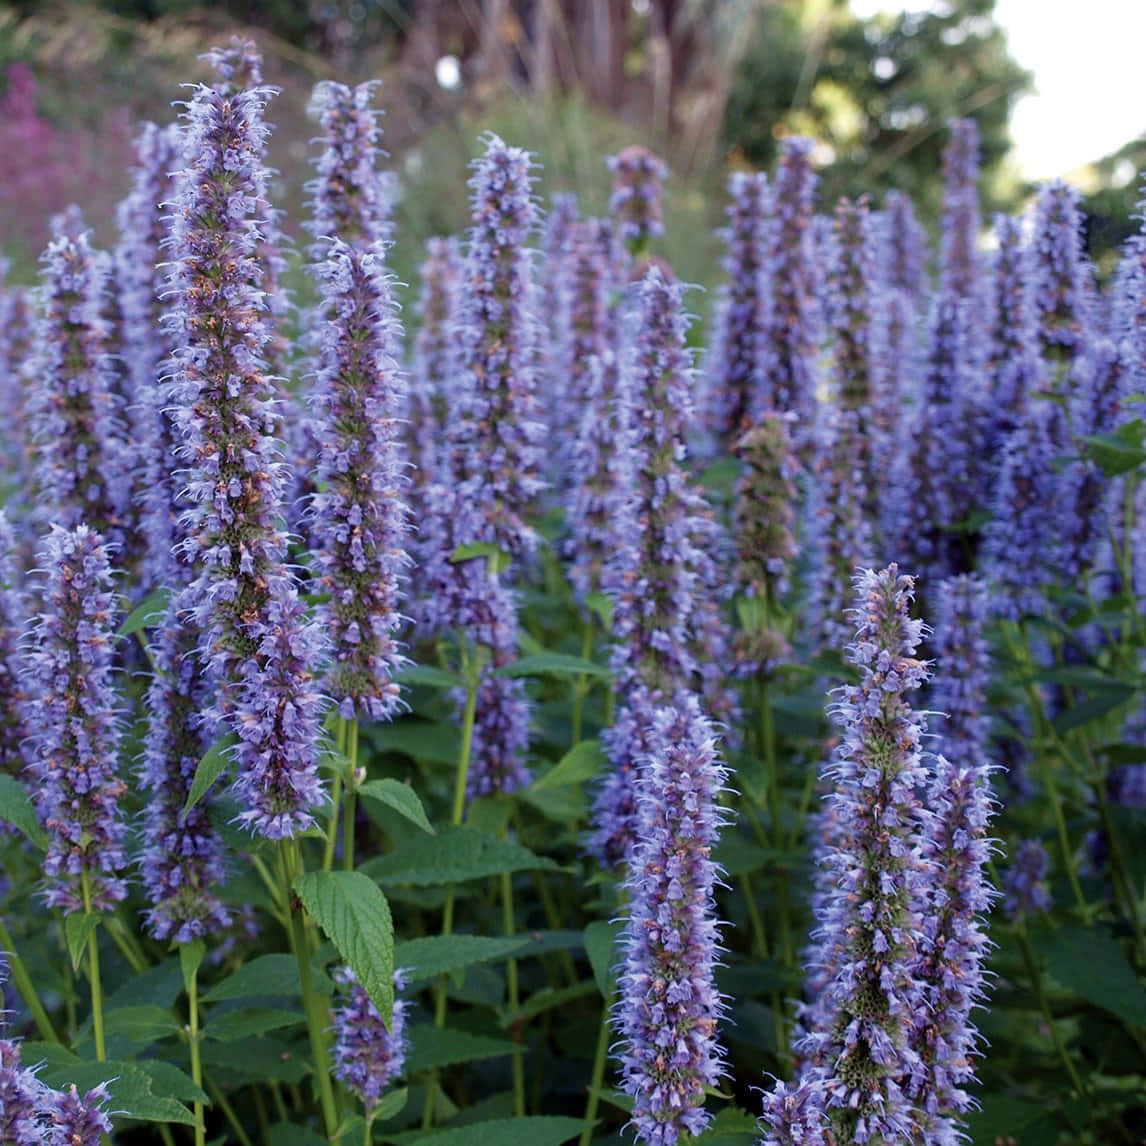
[0,266,34,503]
[27,525,127,914]
[615,696,728,1145]
[0,510,30,777]
[308,240,410,721]
[939,119,984,310]
[1031,180,1093,367]
[930,574,991,771]
[869,280,918,473]
[47,1083,114,1146]
[331,967,408,1114]
[1002,838,1051,921]
[306,80,391,250]
[827,196,879,416]
[28,230,129,547]
[166,70,326,838]
[707,171,770,440]
[609,145,668,252]
[881,188,928,300]
[797,565,932,1144]
[758,1076,829,1146]
[466,670,532,800]
[910,756,998,1140]
[0,1029,43,1146]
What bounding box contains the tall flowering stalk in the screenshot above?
[939,119,984,312]
[881,189,927,301]
[762,137,821,429]
[708,171,770,441]
[609,145,668,255]
[166,68,325,838]
[28,231,129,547]
[1003,838,1051,921]
[930,574,991,771]
[27,526,126,914]
[1031,180,1092,369]
[0,262,33,494]
[797,565,931,1143]
[331,968,409,1115]
[541,190,581,440]
[0,511,30,778]
[309,240,409,722]
[615,697,728,1145]
[910,756,997,1141]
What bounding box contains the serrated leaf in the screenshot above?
[293,870,395,1027]
[0,774,47,847]
[201,1036,311,1084]
[361,825,559,887]
[182,735,237,817]
[393,664,464,689]
[270,1124,328,1146]
[405,1025,522,1073]
[65,913,101,972]
[369,1086,408,1123]
[393,934,529,983]
[531,740,605,790]
[359,779,435,835]
[381,721,459,767]
[386,1116,586,1146]
[203,954,304,1003]
[584,919,622,998]
[494,652,610,679]
[1043,923,1146,1027]
[203,1007,305,1042]
[180,939,206,994]
[133,1058,210,1105]
[508,979,597,1025]
[1052,685,1135,734]
[119,588,170,636]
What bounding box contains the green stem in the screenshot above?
[364,1110,373,1146]
[157,1122,177,1146]
[324,719,349,873]
[207,1076,255,1146]
[739,872,769,958]
[502,866,526,1117]
[189,965,205,1146]
[107,912,149,973]
[578,995,612,1146]
[343,718,359,873]
[279,840,339,1139]
[80,871,106,1063]
[269,1081,290,1125]
[252,1084,272,1146]
[760,677,780,842]
[571,617,593,746]
[1015,924,1086,1095]
[0,918,60,1043]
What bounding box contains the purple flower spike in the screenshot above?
[615,696,728,1146]
[0,1037,44,1146]
[758,1076,829,1146]
[166,70,325,838]
[940,119,984,309]
[27,526,127,914]
[608,145,668,251]
[1031,179,1092,366]
[331,968,408,1114]
[307,80,392,249]
[0,265,35,500]
[309,240,410,722]
[797,565,931,1144]
[708,171,770,440]
[1003,838,1052,921]
[881,189,928,300]
[910,756,998,1140]
[827,196,878,416]
[930,574,991,770]
[466,671,532,800]
[763,137,821,428]
[203,35,264,91]
[0,511,30,778]
[48,1083,114,1146]
[141,590,230,943]
[29,230,129,547]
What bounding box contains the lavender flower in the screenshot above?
[541,191,581,387]
[881,189,928,300]
[797,565,932,1144]
[707,171,770,440]
[0,511,30,777]
[452,133,546,561]
[47,1084,114,1146]
[331,967,408,1114]
[762,137,821,429]
[930,575,991,771]
[27,525,127,914]
[309,240,410,722]
[869,281,919,467]
[466,671,532,800]
[609,145,668,252]
[758,1076,829,1146]
[1002,838,1051,921]
[0,1035,43,1146]
[910,757,997,1139]
[28,230,129,546]
[1031,180,1092,367]
[140,590,230,942]
[827,196,878,415]
[166,69,325,838]
[0,265,34,499]
[939,119,984,310]
[306,80,391,249]
[615,697,728,1145]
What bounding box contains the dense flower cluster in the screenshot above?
[608,145,668,251]
[330,968,408,1114]
[0,510,29,778]
[616,697,728,1145]
[930,574,991,770]
[1003,838,1052,921]
[1031,179,1091,366]
[26,526,127,913]
[880,188,927,300]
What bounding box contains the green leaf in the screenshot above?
[1043,923,1146,1027]
[183,735,237,817]
[584,592,614,632]
[494,652,610,680]
[359,779,435,835]
[1081,421,1146,477]
[699,455,742,494]
[293,870,395,1026]
[65,913,100,972]
[406,1025,523,1073]
[104,1005,183,1044]
[964,1094,1059,1145]
[0,774,47,847]
[386,1116,586,1146]
[119,587,170,636]
[531,740,605,790]
[393,934,529,983]
[393,664,464,689]
[204,1007,306,1042]
[362,825,559,887]
[369,1086,408,1124]
[201,1036,311,1084]
[583,920,622,998]
[381,721,460,767]
[1052,685,1136,734]
[180,939,206,994]
[133,1058,211,1105]
[450,542,510,571]
[508,979,597,1025]
[270,1124,328,1146]
[204,954,306,1003]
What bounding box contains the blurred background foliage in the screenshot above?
[0,0,1142,296]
